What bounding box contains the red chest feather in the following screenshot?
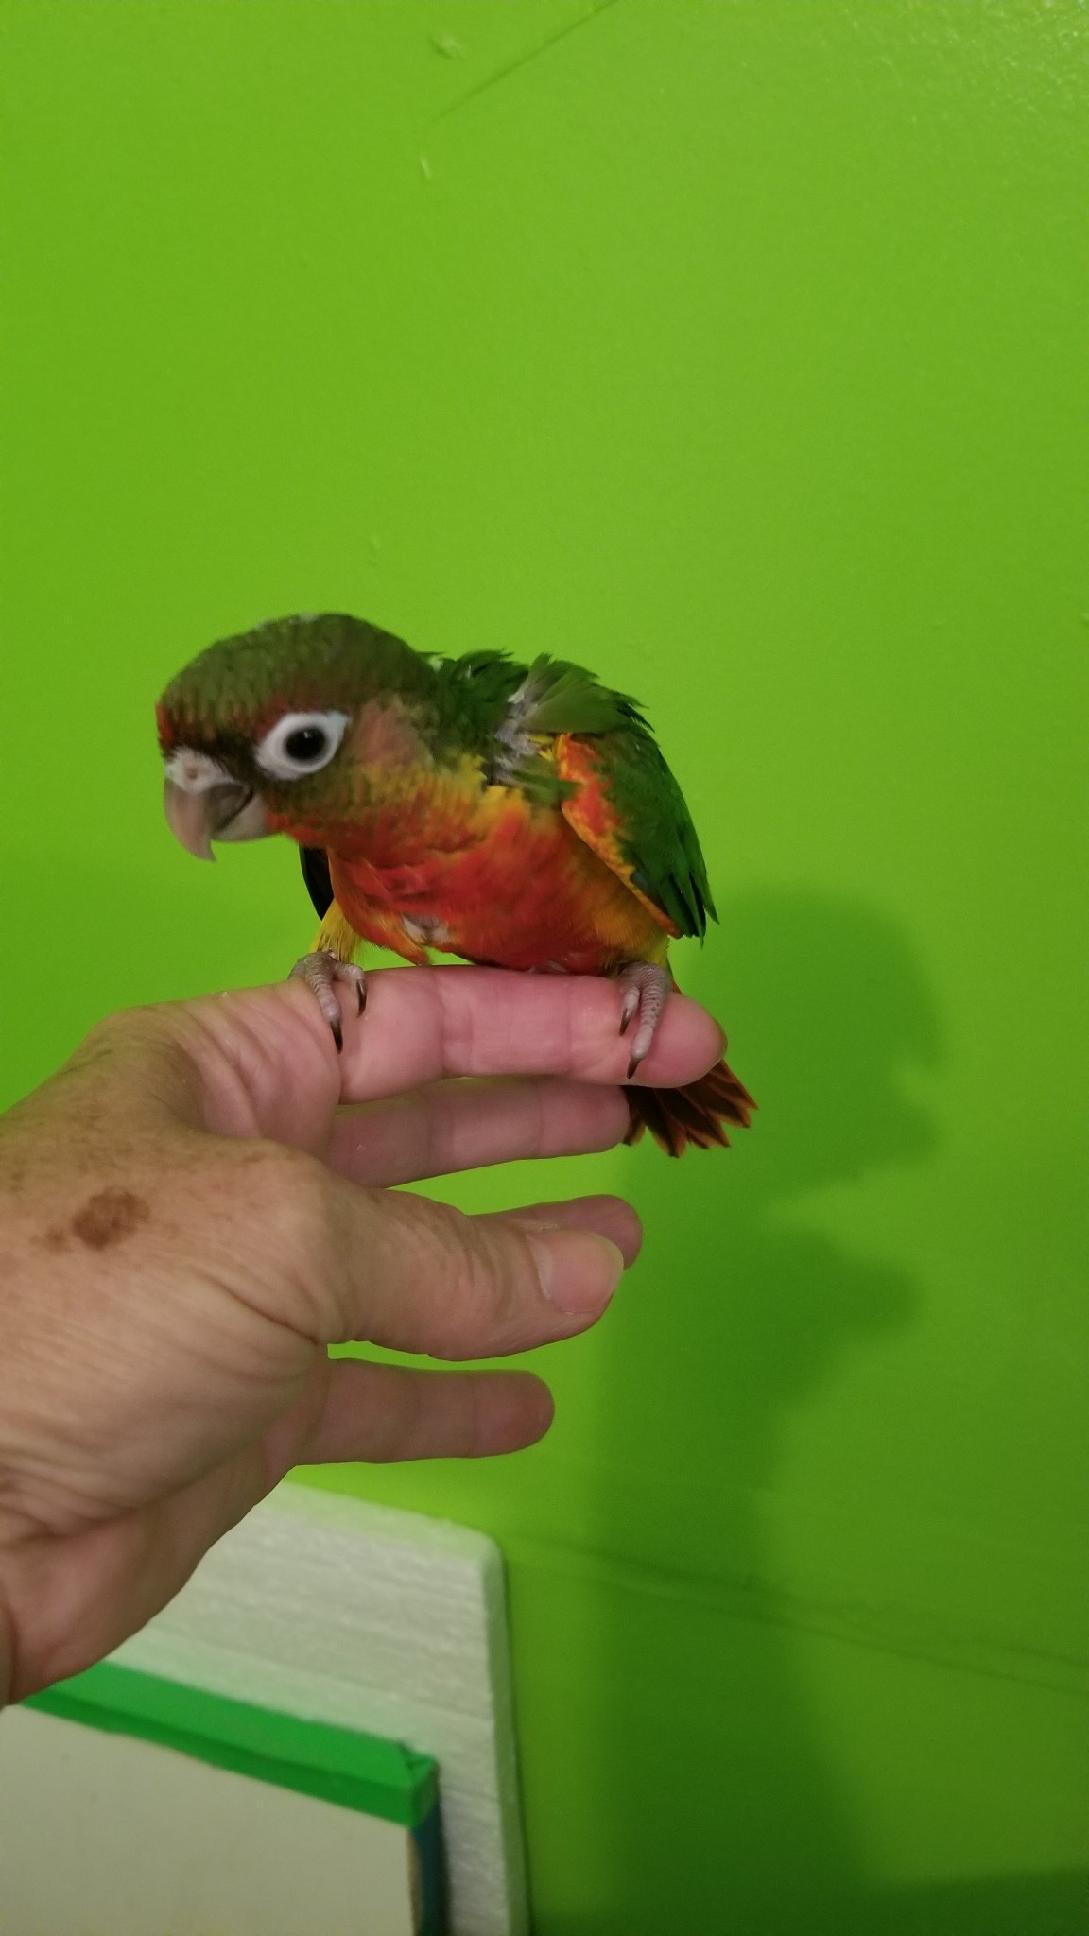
[329,793,662,971]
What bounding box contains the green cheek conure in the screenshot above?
[157,612,754,1156]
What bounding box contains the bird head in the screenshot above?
[157,613,437,858]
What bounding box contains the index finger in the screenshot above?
[331,966,725,1102]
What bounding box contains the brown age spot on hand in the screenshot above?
[69,1188,150,1251]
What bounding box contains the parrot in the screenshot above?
[156,612,754,1155]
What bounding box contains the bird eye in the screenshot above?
[254,710,350,781]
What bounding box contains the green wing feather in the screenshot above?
[566,725,718,940]
[509,656,716,939]
[614,734,717,936]
[434,647,716,936]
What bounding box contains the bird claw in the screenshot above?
[615,962,672,1078]
[290,950,367,1052]
[617,984,641,1037]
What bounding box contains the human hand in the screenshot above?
[0,967,723,1702]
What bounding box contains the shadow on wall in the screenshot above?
[553,888,1085,1931]
[574,890,945,1934]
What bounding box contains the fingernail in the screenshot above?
[528,1230,626,1318]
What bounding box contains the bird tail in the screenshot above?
[624,994,756,1159]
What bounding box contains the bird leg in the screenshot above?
[290,949,367,1051]
[616,961,672,1079]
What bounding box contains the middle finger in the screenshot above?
[325,1076,632,1187]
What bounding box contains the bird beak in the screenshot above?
[163,775,269,860]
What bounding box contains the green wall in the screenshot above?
[3,3,1086,1928]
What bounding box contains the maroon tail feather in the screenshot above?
[624,1054,756,1157]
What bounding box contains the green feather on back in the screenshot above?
[514,655,648,736]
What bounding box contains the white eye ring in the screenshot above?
[254,710,350,781]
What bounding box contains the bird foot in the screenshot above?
[616,961,672,1078]
[290,950,367,1051]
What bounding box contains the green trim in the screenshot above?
[26,1661,438,1831]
